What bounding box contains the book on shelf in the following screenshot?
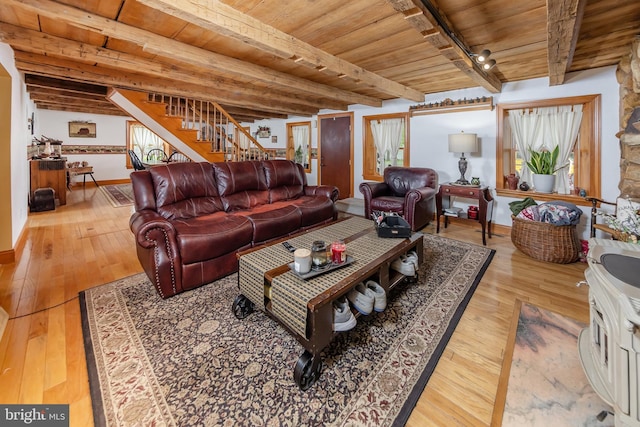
[444,207,463,217]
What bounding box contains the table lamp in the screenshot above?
[448,132,478,185]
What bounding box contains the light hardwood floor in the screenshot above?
[0,185,590,426]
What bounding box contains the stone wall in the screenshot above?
[617,36,640,198]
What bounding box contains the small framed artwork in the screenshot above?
[69,121,96,138]
[271,135,278,144]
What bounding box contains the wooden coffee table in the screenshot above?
[232,216,424,390]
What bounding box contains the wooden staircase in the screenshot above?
[107,88,273,163]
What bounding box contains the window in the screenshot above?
[496,95,601,201]
[286,121,311,173]
[363,112,410,181]
[126,121,168,168]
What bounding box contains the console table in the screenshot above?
[436,183,493,245]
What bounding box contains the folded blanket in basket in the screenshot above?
[517,201,582,226]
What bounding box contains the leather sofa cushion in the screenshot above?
[371,196,404,213]
[240,203,302,243]
[213,161,269,211]
[291,195,336,227]
[263,160,305,202]
[221,190,270,211]
[173,212,254,263]
[150,162,223,220]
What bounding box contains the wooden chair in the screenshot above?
[146,148,168,163]
[586,196,640,239]
[168,151,191,163]
[128,150,146,171]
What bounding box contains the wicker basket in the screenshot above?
[510,216,580,263]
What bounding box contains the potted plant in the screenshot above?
[526,145,565,193]
[294,145,304,164]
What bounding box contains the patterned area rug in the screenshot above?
[99,184,134,207]
[492,301,613,426]
[80,234,494,426]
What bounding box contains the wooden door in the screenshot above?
[318,113,353,199]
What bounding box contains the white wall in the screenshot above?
[37,110,133,182]
[256,66,620,238]
[0,43,32,248]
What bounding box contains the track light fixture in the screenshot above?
[472,49,497,71]
[482,59,497,70]
[476,49,491,63]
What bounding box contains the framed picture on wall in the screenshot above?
[69,121,96,138]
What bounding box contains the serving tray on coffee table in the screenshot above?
[287,255,355,280]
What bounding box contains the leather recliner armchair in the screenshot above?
[359,166,438,231]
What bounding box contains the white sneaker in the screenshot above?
[333,296,357,332]
[347,283,375,315]
[366,280,387,312]
[405,251,419,270]
[391,255,415,276]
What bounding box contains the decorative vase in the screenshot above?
[519,181,530,191]
[505,173,519,190]
[532,174,555,193]
[470,177,480,186]
[41,142,52,158]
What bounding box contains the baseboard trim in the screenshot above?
[0,218,28,265]
[0,306,8,341]
[0,249,15,264]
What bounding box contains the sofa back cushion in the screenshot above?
[263,160,305,202]
[384,167,438,197]
[213,161,269,211]
[150,162,223,220]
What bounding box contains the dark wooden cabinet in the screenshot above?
[436,183,493,245]
[30,159,67,206]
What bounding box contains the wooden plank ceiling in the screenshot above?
[0,0,638,120]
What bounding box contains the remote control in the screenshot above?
[282,242,296,253]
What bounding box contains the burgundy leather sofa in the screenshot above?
[129,160,339,298]
[359,166,438,232]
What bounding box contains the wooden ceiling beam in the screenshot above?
[13,51,322,117]
[5,0,381,108]
[25,75,108,96]
[137,0,425,102]
[547,0,587,86]
[27,86,109,101]
[386,0,502,93]
[35,103,129,116]
[0,23,347,113]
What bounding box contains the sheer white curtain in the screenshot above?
[292,125,309,166]
[238,130,250,150]
[508,109,544,184]
[370,118,404,174]
[508,106,582,193]
[131,124,163,158]
[543,105,583,194]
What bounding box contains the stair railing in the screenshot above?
[148,93,274,161]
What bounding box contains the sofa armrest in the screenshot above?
[130,210,178,248]
[360,181,390,199]
[129,210,183,298]
[304,185,339,202]
[359,181,391,219]
[404,187,437,231]
[404,186,437,206]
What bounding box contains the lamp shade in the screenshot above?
[448,133,478,154]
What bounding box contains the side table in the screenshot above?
[436,183,494,245]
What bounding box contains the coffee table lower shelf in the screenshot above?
[232,267,417,390]
[232,221,423,390]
